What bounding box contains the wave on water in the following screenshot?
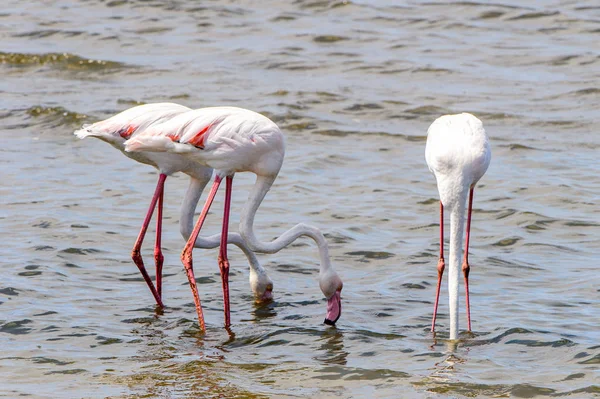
[24,106,89,129]
[0,51,129,71]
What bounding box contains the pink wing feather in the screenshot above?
[74,103,190,142]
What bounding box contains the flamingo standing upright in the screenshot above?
[74,103,273,318]
[425,113,491,340]
[124,106,343,331]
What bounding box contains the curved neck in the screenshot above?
[448,193,467,340]
[239,175,332,274]
[179,176,264,274]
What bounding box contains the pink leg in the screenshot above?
[219,176,233,328]
[154,185,165,299]
[462,187,474,331]
[181,175,222,331]
[431,201,445,332]
[131,173,166,308]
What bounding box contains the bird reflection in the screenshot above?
[314,329,348,366]
[424,336,471,386]
[250,298,278,321]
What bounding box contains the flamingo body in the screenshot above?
[125,107,285,176]
[74,103,206,177]
[425,113,491,340]
[426,113,491,207]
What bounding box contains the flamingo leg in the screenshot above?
[181,175,222,331]
[431,201,445,332]
[462,187,474,331]
[131,173,166,308]
[219,176,233,328]
[154,183,165,299]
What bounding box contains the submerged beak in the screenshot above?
[256,283,273,303]
[324,290,342,326]
[260,287,273,302]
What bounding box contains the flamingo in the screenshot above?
[74,103,273,319]
[425,113,491,340]
[123,106,343,331]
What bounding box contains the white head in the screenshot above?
[249,264,274,303]
[320,270,343,325]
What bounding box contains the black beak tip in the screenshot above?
[324,318,336,326]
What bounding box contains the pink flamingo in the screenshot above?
[124,106,343,331]
[74,103,273,317]
[425,113,491,340]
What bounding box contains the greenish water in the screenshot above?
[1,1,599,398]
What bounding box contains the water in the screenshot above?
[1,0,599,397]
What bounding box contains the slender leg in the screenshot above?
[131,173,167,308]
[462,187,474,331]
[431,201,445,332]
[219,176,233,327]
[181,175,222,331]
[154,184,165,299]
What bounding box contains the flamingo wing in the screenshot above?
[74,103,190,142]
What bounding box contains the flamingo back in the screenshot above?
[425,113,491,205]
[74,103,190,146]
[126,107,286,177]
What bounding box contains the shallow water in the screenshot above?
[1,0,599,398]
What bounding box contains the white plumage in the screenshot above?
[125,106,343,330]
[74,103,273,320]
[425,112,491,340]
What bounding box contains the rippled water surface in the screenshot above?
[1,0,599,398]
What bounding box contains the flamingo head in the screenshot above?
[320,270,343,326]
[250,268,274,303]
[259,283,274,302]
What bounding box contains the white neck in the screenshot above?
[179,176,266,278]
[180,176,208,242]
[239,175,334,277]
[448,192,467,340]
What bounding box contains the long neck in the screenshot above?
[180,176,264,274]
[448,192,467,340]
[239,175,333,274]
[180,176,206,241]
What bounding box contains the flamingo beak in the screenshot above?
[260,286,273,302]
[324,290,342,326]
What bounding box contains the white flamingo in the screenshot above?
[425,113,491,340]
[124,106,343,331]
[74,103,273,318]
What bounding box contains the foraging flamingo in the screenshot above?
[425,113,491,340]
[74,103,273,315]
[124,106,343,331]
